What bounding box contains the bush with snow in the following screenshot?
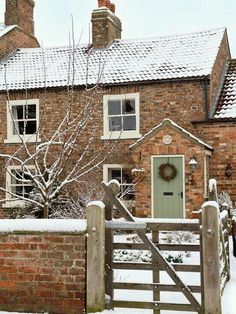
[218,191,233,214]
[113,232,198,264]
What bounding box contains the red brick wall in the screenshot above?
[0,80,209,217]
[0,232,86,314]
[196,121,236,206]
[0,28,39,60]
[0,76,233,217]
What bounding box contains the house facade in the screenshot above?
[0,0,235,218]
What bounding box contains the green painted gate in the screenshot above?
[152,156,184,218]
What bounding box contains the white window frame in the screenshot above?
[101,93,141,140]
[5,99,40,143]
[5,165,35,208]
[103,164,135,200]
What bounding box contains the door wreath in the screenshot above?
[159,163,177,181]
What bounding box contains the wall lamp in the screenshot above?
[225,163,233,178]
[189,157,197,184]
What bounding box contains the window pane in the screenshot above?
[13,105,24,119]
[15,186,24,197]
[122,169,133,183]
[122,99,135,115]
[25,121,37,134]
[11,170,22,184]
[14,121,24,134]
[109,116,122,131]
[123,116,136,131]
[108,100,121,115]
[109,169,122,182]
[24,185,33,198]
[27,105,36,119]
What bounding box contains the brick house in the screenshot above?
[0,0,235,218]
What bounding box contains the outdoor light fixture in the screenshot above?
[189,157,197,184]
[225,163,233,178]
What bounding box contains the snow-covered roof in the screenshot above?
[0,28,225,91]
[0,23,17,38]
[214,60,236,119]
[129,118,213,150]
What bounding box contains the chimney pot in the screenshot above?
[110,3,115,13]
[105,0,111,10]
[98,0,106,7]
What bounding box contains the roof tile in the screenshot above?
[214,60,236,119]
[0,27,225,91]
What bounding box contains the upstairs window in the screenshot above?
[102,93,141,139]
[5,99,40,143]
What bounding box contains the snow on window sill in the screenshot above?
[101,132,142,140]
[4,135,41,144]
[2,200,29,209]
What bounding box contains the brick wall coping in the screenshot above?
[0,219,87,235]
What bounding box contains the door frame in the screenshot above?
[151,155,185,218]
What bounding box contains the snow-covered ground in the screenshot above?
[96,236,236,314]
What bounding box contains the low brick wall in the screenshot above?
[0,221,87,314]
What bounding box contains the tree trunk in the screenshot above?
[43,203,49,218]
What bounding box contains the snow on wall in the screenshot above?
[0,219,87,233]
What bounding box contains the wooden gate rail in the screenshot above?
[101,180,230,314]
[102,181,202,314]
[113,282,201,293]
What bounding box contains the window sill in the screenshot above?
[4,135,41,144]
[101,133,142,140]
[2,200,28,208]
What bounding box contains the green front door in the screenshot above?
[153,156,184,218]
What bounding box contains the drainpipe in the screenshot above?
[204,78,209,121]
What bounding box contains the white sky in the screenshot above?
[0,0,236,57]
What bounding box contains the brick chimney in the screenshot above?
[91,0,122,48]
[5,0,35,36]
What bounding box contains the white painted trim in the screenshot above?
[103,163,133,182]
[4,165,35,208]
[151,155,185,218]
[102,93,141,140]
[5,99,41,143]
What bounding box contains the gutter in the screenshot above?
[192,118,236,124]
[0,75,210,94]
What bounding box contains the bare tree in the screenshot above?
[0,39,117,218]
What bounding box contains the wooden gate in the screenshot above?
[101,180,230,314]
[102,181,202,313]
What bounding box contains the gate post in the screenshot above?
[201,201,221,314]
[103,180,120,309]
[87,201,105,313]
